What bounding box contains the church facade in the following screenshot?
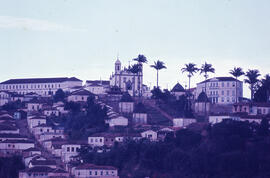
[110,59,143,96]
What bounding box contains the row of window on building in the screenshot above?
[210,97,236,103]
[209,82,240,88]
[77,170,116,176]
[209,90,238,96]
[0,83,62,90]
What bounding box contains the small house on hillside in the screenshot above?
[119,92,134,113]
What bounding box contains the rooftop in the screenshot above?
[0,77,82,84]
[198,77,240,84]
[75,163,117,170]
[171,83,185,92]
[70,89,95,96]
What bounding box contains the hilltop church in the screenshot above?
[109,58,143,96]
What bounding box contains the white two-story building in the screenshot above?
[196,77,243,104]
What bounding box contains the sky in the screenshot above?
[0,0,270,98]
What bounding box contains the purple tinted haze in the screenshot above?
[0,0,269,97]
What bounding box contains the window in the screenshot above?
[67,147,70,152]
[76,147,79,152]
[227,97,230,102]
[227,82,230,87]
[222,91,224,95]
[71,147,74,152]
[100,138,102,142]
[90,171,92,175]
[95,171,98,175]
[227,90,229,96]
[91,138,93,142]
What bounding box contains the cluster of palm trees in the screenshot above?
[128,55,167,96]
[129,55,268,103]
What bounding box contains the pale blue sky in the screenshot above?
[0,0,270,97]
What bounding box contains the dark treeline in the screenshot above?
[79,119,270,178]
[0,156,25,178]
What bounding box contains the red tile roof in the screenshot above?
[75,163,117,170]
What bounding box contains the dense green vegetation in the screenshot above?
[57,96,109,140]
[79,119,270,178]
[0,156,25,178]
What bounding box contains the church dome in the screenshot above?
[197,91,209,102]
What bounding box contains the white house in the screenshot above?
[67,89,96,102]
[118,93,134,113]
[0,140,35,155]
[173,118,197,128]
[209,114,240,124]
[61,143,81,163]
[85,80,110,95]
[196,77,243,104]
[28,116,47,129]
[141,130,158,141]
[74,164,119,178]
[107,116,128,127]
[39,132,65,142]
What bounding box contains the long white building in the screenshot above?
[195,77,243,104]
[0,77,82,96]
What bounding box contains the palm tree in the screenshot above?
[181,63,198,110]
[200,62,215,117]
[245,69,261,101]
[229,67,245,103]
[128,64,141,96]
[261,74,270,102]
[133,54,148,97]
[150,60,167,88]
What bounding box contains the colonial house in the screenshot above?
[0,77,82,96]
[233,102,270,115]
[85,80,110,95]
[0,139,35,155]
[196,77,243,104]
[67,89,96,102]
[61,143,81,163]
[39,132,65,142]
[19,166,69,178]
[110,58,142,96]
[88,133,127,148]
[209,114,241,124]
[106,116,128,127]
[73,164,119,178]
[32,124,54,138]
[173,118,197,128]
[118,92,134,113]
[27,116,47,130]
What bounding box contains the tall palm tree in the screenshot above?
[150,60,167,88]
[229,67,244,103]
[181,63,198,110]
[200,62,215,117]
[245,69,261,101]
[261,74,270,102]
[128,64,141,96]
[133,54,148,97]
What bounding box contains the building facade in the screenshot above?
[110,59,142,96]
[195,77,243,104]
[0,77,82,96]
